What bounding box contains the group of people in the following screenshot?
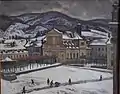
[47,78,72,87]
[22,75,102,93]
[47,78,53,87]
[22,78,72,93]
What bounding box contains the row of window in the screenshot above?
[3,54,28,59]
[92,47,106,51]
[63,41,85,46]
[0,50,26,54]
[66,53,79,59]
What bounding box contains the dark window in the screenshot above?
[77,53,79,58]
[81,42,84,45]
[111,60,113,66]
[70,53,72,59]
[98,48,100,51]
[102,48,104,51]
[73,53,75,58]
[67,53,69,59]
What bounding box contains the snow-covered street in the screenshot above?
[29,80,113,94]
[1,66,113,94]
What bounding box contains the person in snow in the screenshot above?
[68,78,72,85]
[31,79,34,85]
[47,78,50,85]
[50,80,53,87]
[22,86,26,94]
[55,82,61,87]
[99,75,102,81]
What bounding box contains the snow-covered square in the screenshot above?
[1,65,113,94]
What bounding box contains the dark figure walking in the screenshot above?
[31,79,34,85]
[22,86,26,94]
[50,80,53,87]
[47,78,50,85]
[68,78,72,85]
[99,75,102,81]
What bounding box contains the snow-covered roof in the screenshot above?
[90,29,108,36]
[86,47,91,50]
[31,36,46,41]
[63,32,82,40]
[106,37,112,45]
[90,39,107,46]
[107,39,111,44]
[81,30,107,38]
[53,28,62,34]
[2,57,13,62]
[109,22,119,25]
[25,41,31,47]
[0,44,26,51]
[35,41,42,47]
[0,40,26,51]
[25,38,43,47]
[4,39,15,44]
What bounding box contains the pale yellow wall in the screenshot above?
[43,29,88,63]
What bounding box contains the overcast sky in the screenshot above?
[0,0,117,20]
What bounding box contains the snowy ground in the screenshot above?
[29,80,112,94]
[1,66,113,94]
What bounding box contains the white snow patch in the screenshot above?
[1,66,112,94]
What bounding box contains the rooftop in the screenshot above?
[81,30,107,38]
[109,22,119,25]
[0,39,26,51]
[4,39,15,44]
[63,32,82,40]
[90,39,108,46]
[1,57,14,62]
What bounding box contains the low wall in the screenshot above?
[16,63,63,75]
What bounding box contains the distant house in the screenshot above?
[0,39,28,60]
[25,36,45,56]
[89,39,108,64]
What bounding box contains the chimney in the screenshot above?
[76,23,82,36]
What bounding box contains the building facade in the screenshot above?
[89,39,107,64]
[0,39,28,60]
[43,28,88,63]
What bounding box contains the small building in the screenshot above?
[0,39,28,60]
[89,39,108,64]
[25,36,45,56]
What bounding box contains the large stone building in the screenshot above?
[43,25,89,63]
